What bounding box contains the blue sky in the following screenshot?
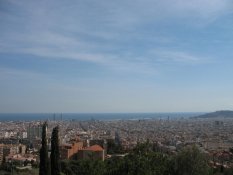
[1,0,233,113]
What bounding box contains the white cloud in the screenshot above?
[0,67,45,81]
[95,0,232,27]
[0,0,230,75]
[163,0,232,18]
[152,50,204,64]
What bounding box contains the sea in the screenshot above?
[0,112,204,121]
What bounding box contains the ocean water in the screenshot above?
[0,112,203,121]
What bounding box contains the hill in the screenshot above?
[192,110,233,119]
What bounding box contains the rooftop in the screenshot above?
[84,145,104,152]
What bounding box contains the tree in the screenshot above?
[59,142,215,175]
[39,122,50,175]
[174,145,211,175]
[51,126,61,175]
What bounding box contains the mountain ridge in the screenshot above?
[192,110,233,119]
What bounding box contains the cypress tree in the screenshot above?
[51,126,61,175]
[39,122,50,175]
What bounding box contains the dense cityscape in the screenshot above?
[1,112,233,174]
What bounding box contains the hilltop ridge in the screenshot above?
[193,110,233,119]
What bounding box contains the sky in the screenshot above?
[0,0,233,113]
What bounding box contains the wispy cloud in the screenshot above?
[0,67,45,81]
[151,50,207,64]
[93,0,233,28]
[0,0,231,75]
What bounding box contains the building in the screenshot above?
[78,145,105,161]
[3,144,25,154]
[89,139,107,157]
[18,144,26,155]
[3,144,19,157]
[18,131,27,139]
[5,154,37,166]
[4,131,15,138]
[27,124,42,141]
[0,144,4,164]
[60,141,83,160]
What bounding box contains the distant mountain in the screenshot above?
[192,110,233,119]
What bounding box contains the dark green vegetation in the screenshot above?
[175,146,210,175]
[51,126,61,175]
[1,141,233,175]
[60,142,228,175]
[106,139,125,154]
[0,169,39,175]
[39,122,50,175]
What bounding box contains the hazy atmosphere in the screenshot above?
[1,0,233,113]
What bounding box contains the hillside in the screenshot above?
[193,110,233,119]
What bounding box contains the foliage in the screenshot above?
[39,122,50,175]
[107,139,124,154]
[60,142,217,175]
[61,142,175,175]
[0,168,39,175]
[12,141,233,175]
[174,145,211,175]
[61,160,105,175]
[31,160,39,168]
[51,126,61,175]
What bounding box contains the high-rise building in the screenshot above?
[27,124,42,141]
[0,144,3,164]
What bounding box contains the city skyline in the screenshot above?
[1,0,233,113]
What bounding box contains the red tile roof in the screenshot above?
[84,145,103,151]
